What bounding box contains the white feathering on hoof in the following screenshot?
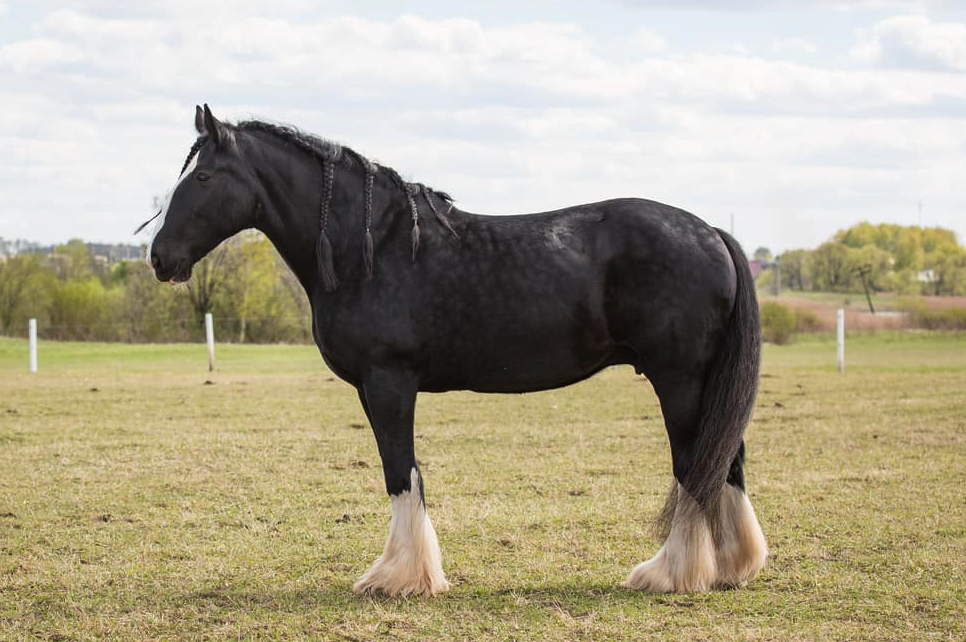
[624,484,717,593]
[624,482,767,593]
[714,483,768,588]
[353,468,450,598]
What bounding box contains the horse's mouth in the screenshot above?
[162,258,193,284]
[169,260,193,284]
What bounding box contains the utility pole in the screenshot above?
[774,255,781,297]
[855,264,875,314]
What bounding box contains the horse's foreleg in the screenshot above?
[352,372,450,598]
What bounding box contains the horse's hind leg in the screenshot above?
[625,377,718,592]
[624,375,767,592]
[714,442,768,588]
[352,370,450,597]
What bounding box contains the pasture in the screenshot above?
[1,333,964,641]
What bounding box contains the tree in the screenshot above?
[51,239,96,281]
[46,277,112,340]
[212,232,312,343]
[231,233,280,343]
[184,241,233,331]
[754,247,773,262]
[778,249,811,291]
[926,245,966,296]
[850,244,892,292]
[0,255,54,333]
[113,261,193,342]
[811,242,852,292]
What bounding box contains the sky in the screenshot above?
[1,0,964,256]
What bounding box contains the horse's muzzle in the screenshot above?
[151,253,192,284]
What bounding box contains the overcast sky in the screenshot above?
[1,1,964,255]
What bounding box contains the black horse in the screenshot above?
[145,105,767,597]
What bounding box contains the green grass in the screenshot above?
[1,334,965,641]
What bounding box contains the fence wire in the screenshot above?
[1,314,314,344]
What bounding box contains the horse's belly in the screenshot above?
[421,315,619,393]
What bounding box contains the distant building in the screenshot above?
[86,243,144,262]
[0,237,47,258]
[0,237,143,264]
[748,259,764,279]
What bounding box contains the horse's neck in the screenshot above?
[251,143,393,299]
[251,145,327,296]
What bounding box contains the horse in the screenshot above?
[143,104,767,597]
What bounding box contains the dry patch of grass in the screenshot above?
[1,335,964,640]
[770,293,966,333]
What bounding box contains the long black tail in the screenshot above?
[682,229,761,525]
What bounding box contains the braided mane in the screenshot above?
[235,120,453,205]
[234,120,456,291]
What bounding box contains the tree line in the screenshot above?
[3,221,964,345]
[0,232,312,343]
[759,222,966,296]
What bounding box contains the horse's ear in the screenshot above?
[202,103,225,147]
[195,105,204,134]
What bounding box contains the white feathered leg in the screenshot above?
[714,483,767,588]
[353,468,450,597]
[624,482,767,592]
[624,483,717,593]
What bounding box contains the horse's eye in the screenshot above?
[196,171,211,182]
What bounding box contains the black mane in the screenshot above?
[235,120,453,204]
[228,119,457,290]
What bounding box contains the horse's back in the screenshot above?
[412,198,737,391]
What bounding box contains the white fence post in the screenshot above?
[205,312,215,372]
[837,308,845,373]
[29,318,37,373]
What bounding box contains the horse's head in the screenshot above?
[147,104,257,283]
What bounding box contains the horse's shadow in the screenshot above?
[185,579,710,614]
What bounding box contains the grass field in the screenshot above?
[1,333,965,641]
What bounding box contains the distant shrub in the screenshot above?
[794,309,823,333]
[910,307,966,330]
[895,299,966,331]
[760,301,797,345]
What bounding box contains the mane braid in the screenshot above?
[364,169,375,280]
[421,185,459,239]
[406,184,421,262]
[316,157,338,291]
[233,119,457,280]
[181,136,208,175]
[134,135,208,235]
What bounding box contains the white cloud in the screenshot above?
[1,5,965,253]
[726,41,751,55]
[0,38,82,73]
[851,14,966,71]
[630,54,966,107]
[773,37,819,56]
[613,0,958,10]
[632,28,667,54]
